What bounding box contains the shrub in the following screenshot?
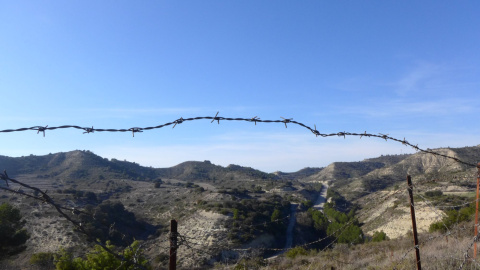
[271,209,281,222]
[30,252,55,268]
[327,222,363,245]
[301,200,313,209]
[285,247,308,259]
[0,203,30,257]
[55,241,151,270]
[371,231,389,242]
[425,190,443,197]
[429,204,475,232]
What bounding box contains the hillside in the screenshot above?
[0,146,479,269]
[304,146,479,200]
[0,150,323,269]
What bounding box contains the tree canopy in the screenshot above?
[0,202,30,258]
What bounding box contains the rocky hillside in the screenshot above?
[304,146,479,200]
[1,146,479,269]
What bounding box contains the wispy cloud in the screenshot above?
[83,107,207,117]
[94,132,421,172]
[80,106,274,120]
[393,62,444,96]
[325,61,478,119]
[94,127,480,173]
[331,98,475,118]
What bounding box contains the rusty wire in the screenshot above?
[0,112,478,168]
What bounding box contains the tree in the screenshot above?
[327,222,363,245]
[79,201,152,246]
[309,208,328,231]
[0,202,30,258]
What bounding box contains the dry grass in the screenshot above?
[262,222,480,270]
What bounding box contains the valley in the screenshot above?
[0,145,479,269]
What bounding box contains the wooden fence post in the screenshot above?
[407,175,422,270]
[169,219,178,270]
[474,163,480,259]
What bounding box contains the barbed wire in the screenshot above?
[0,112,478,168]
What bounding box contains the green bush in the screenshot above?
[271,209,281,222]
[429,204,475,233]
[55,240,151,270]
[371,231,389,242]
[327,222,363,245]
[301,200,313,209]
[0,203,30,258]
[30,252,55,268]
[285,247,308,259]
[79,201,152,246]
[425,190,443,197]
[233,208,240,220]
[308,208,328,231]
[324,204,348,223]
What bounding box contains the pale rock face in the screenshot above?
[364,201,445,239]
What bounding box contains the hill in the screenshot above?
[1,146,479,269]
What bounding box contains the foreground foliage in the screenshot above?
[54,240,151,270]
[0,202,29,258]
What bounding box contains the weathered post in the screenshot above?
[407,175,421,270]
[169,219,178,270]
[474,163,480,259]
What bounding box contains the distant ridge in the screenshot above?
[0,150,321,183]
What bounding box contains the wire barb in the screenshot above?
[211,111,220,124]
[36,125,48,137]
[280,117,292,128]
[129,127,143,137]
[312,124,320,137]
[250,116,260,125]
[83,126,94,134]
[173,117,184,128]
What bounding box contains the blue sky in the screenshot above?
[1,1,479,172]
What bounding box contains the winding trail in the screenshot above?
[284,203,298,250]
[283,182,329,251]
[267,182,329,259]
[313,182,329,212]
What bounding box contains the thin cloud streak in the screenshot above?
[95,131,416,172]
[95,128,479,173]
[393,62,444,96]
[327,98,475,118]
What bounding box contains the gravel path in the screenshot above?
[313,182,328,212]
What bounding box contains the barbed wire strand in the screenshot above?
[0,113,478,168]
